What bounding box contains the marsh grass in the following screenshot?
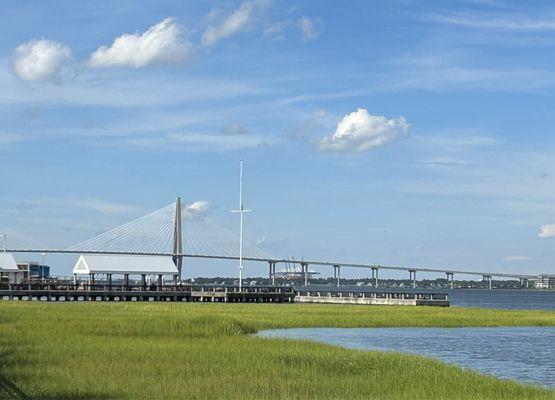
[0,302,554,399]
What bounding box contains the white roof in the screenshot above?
[0,253,19,272]
[73,254,178,275]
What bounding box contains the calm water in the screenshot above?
[303,286,555,311]
[258,327,555,387]
[449,289,555,311]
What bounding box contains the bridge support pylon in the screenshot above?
[446,272,454,289]
[519,277,528,289]
[301,262,309,286]
[409,270,417,289]
[371,267,379,287]
[173,197,183,281]
[482,275,492,290]
[333,265,341,287]
[268,261,276,286]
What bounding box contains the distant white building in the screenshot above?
[273,270,320,280]
[0,253,21,284]
[534,275,555,289]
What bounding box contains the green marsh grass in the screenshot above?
[0,302,554,399]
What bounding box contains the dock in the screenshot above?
[0,283,449,306]
[296,289,450,306]
[0,283,295,303]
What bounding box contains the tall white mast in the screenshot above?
[231,160,251,291]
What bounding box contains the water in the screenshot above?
[258,327,555,387]
[303,286,555,311]
[448,289,555,311]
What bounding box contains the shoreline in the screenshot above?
[1,303,554,399]
[255,325,555,389]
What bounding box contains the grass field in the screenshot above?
[1,302,554,399]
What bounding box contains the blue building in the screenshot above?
[17,262,50,279]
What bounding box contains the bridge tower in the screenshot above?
[172,197,183,281]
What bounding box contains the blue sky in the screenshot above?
[2,0,555,278]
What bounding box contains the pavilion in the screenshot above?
[72,254,179,289]
[0,253,21,284]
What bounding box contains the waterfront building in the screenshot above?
[16,262,50,280]
[0,253,21,284]
[72,254,179,286]
[534,275,555,289]
[273,270,320,280]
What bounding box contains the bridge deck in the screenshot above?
[5,249,537,279]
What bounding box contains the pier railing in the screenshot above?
[296,289,448,301]
[0,283,447,305]
[0,283,296,303]
[0,282,295,294]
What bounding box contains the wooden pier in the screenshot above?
[296,289,450,306]
[0,283,449,306]
[0,283,295,303]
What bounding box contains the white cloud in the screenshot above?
[427,12,555,30]
[126,130,276,151]
[12,39,72,81]
[298,16,321,42]
[317,108,409,153]
[62,198,142,214]
[539,224,555,238]
[6,197,141,216]
[0,132,25,145]
[274,66,555,105]
[0,60,257,107]
[201,0,267,48]
[263,20,291,40]
[387,52,555,93]
[503,255,533,262]
[183,200,210,220]
[89,18,191,68]
[417,157,475,167]
[123,121,277,151]
[418,135,497,148]
[256,235,266,245]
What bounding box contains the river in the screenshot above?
[258,326,555,388]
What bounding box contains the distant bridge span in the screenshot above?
[2,199,538,289]
[5,248,537,281]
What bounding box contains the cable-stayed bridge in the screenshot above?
[3,198,538,288]
[66,200,272,259]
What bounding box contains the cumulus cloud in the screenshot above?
[298,16,322,41]
[539,224,555,238]
[89,18,191,68]
[183,201,210,220]
[12,39,72,81]
[201,0,267,48]
[317,108,409,153]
